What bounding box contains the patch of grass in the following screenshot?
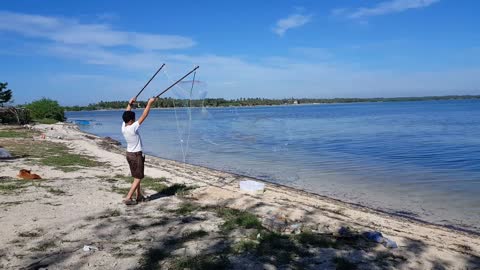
[138,248,168,270]
[29,240,57,252]
[0,129,38,138]
[232,239,259,254]
[333,257,358,270]
[141,176,168,192]
[99,209,121,219]
[40,155,100,170]
[173,202,200,215]
[0,180,29,194]
[111,186,130,195]
[257,232,309,265]
[18,230,43,238]
[295,231,337,249]
[172,254,230,270]
[1,139,104,171]
[215,207,263,232]
[47,187,66,195]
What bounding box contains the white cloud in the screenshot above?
[334,0,440,19]
[273,12,312,36]
[40,43,480,101]
[0,11,195,50]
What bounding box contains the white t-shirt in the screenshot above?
[121,121,143,152]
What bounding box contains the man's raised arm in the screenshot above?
[126,97,136,111]
[138,97,157,125]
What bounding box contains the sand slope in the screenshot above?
[0,123,479,269]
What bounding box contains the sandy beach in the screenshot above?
[1,123,479,269]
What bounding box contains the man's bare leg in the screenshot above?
[125,178,141,201]
[135,182,143,200]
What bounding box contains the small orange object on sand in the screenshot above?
[17,169,42,180]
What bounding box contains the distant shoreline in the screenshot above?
[64,95,480,112]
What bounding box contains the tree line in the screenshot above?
[64,95,480,111]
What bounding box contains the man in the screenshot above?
[121,96,157,205]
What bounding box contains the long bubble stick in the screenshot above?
[134,63,165,100]
[155,66,199,98]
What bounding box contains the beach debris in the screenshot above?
[17,169,42,180]
[84,135,96,140]
[285,223,303,234]
[239,180,265,193]
[383,238,398,249]
[338,226,355,237]
[82,245,98,252]
[364,230,398,249]
[364,231,384,243]
[103,136,121,146]
[262,213,288,232]
[0,147,12,159]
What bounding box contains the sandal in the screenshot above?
[123,199,137,205]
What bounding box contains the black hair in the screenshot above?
[122,111,135,123]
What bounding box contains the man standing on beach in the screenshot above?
[121,97,157,205]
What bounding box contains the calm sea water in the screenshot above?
[67,100,480,233]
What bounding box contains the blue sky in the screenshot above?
[1,0,479,105]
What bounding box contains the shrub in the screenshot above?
[0,107,31,124]
[26,98,65,122]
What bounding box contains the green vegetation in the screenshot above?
[25,98,65,122]
[0,129,38,138]
[111,186,131,195]
[0,179,30,194]
[0,82,12,106]
[1,138,103,171]
[215,207,263,232]
[173,202,200,215]
[232,239,259,254]
[64,95,480,111]
[35,118,59,124]
[46,187,66,195]
[40,155,100,170]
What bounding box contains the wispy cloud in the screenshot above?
[333,0,440,19]
[0,11,195,50]
[273,11,312,36]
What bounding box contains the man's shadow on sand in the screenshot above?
[147,183,194,201]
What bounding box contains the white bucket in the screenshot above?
[239,180,265,193]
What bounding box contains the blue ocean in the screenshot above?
[67,100,480,233]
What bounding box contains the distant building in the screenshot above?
[293,100,298,104]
